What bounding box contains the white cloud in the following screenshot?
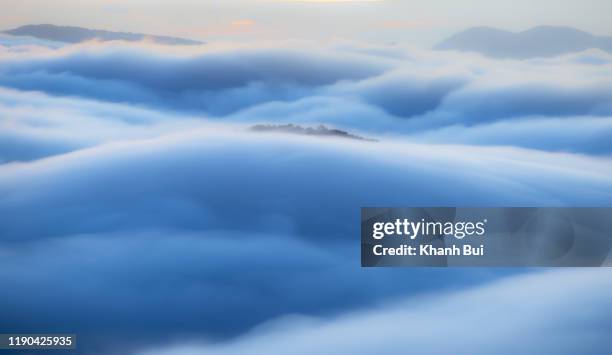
[136,268,612,355]
[1,36,612,354]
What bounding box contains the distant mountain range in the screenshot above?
[3,24,203,45]
[435,26,612,59]
[6,24,609,58]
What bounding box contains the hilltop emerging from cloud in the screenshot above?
[3,24,203,45]
[436,26,612,59]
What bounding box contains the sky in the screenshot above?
[1,0,612,46]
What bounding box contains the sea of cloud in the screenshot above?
[0,36,611,354]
